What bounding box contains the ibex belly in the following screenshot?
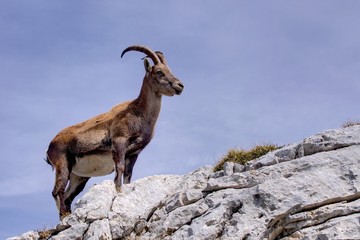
[73,152,114,177]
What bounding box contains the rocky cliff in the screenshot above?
[10,126,360,239]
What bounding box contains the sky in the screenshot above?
[1,1,360,238]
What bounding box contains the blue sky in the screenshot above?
[1,1,360,238]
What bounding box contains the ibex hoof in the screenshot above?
[59,211,71,221]
[116,185,122,193]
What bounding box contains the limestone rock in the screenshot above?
[84,219,111,240]
[7,231,39,240]
[9,126,360,240]
[50,223,88,240]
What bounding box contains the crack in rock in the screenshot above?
[262,193,360,240]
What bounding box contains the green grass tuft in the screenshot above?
[214,144,278,172]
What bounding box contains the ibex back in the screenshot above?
[46,45,184,219]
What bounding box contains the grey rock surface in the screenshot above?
[9,126,360,240]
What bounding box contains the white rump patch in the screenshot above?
[73,153,114,177]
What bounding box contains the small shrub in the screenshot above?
[38,230,52,239]
[214,144,278,172]
[342,119,360,128]
[37,227,57,240]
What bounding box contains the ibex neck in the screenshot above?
[133,78,162,120]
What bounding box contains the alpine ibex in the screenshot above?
[46,45,184,219]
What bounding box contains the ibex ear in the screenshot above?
[143,58,152,73]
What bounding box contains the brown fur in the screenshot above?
[46,45,184,219]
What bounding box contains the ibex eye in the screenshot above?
[156,70,164,77]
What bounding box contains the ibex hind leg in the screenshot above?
[50,153,71,219]
[64,173,90,211]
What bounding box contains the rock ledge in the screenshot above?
[9,126,360,239]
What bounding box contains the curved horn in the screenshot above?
[155,51,167,65]
[121,45,161,65]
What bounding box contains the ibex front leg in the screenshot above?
[124,154,139,184]
[112,138,127,192]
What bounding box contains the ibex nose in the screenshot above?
[177,82,184,89]
[173,81,184,95]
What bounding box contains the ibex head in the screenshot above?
[121,45,184,97]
